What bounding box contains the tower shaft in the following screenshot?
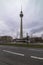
[20,8,23,39]
[20,17,23,39]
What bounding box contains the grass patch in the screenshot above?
[0,42,43,48]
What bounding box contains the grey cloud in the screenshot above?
[30,26,43,34]
[0,0,43,37]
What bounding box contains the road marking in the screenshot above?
[31,56,43,60]
[28,49,43,51]
[3,50,24,56]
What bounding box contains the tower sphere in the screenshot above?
[20,11,23,18]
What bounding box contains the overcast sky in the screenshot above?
[0,0,43,38]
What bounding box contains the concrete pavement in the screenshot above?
[0,45,43,65]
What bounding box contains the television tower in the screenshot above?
[20,7,24,39]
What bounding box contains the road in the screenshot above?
[0,45,43,65]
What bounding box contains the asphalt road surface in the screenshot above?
[0,45,43,65]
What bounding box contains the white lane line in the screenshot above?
[3,50,24,56]
[31,56,43,60]
[28,49,43,51]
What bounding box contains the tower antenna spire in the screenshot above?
[20,0,22,11]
